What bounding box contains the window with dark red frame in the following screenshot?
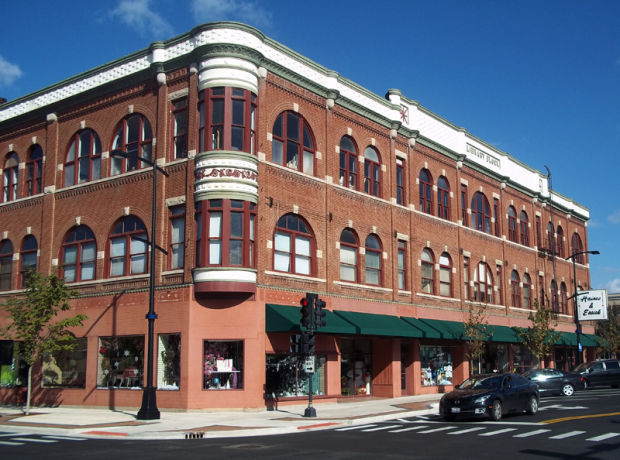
[197,199,256,268]
[365,234,382,285]
[421,248,434,294]
[396,161,405,205]
[520,211,529,247]
[560,282,568,315]
[169,205,185,270]
[171,98,188,159]
[61,225,97,283]
[26,146,43,196]
[272,111,315,175]
[556,226,564,258]
[463,256,470,300]
[19,235,37,288]
[364,147,381,197]
[437,176,449,220]
[397,239,407,290]
[111,114,153,174]
[419,169,432,214]
[473,262,493,303]
[471,192,491,234]
[274,213,314,276]
[65,129,102,186]
[0,239,13,291]
[493,198,500,237]
[523,273,532,309]
[3,153,19,203]
[108,216,148,277]
[198,87,256,153]
[461,184,468,226]
[511,270,520,308]
[508,206,518,242]
[571,233,584,263]
[439,252,451,297]
[339,136,357,190]
[339,228,358,282]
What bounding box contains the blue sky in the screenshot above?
[1,0,619,293]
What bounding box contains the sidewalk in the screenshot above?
[0,394,441,440]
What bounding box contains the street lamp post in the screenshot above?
[111,150,169,420]
[566,249,599,366]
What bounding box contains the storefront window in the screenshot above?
[203,340,243,390]
[481,343,509,374]
[340,339,372,395]
[0,340,27,387]
[157,334,180,390]
[97,336,144,388]
[265,354,326,397]
[513,344,535,373]
[41,338,87,388]
[420,345,453,386]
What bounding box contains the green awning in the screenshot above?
[333,310,424,338]
[583,333,601,347]
[415,318,465,340]
[487,325,520,343]
[265,304,358,334]
[401,317,442,339]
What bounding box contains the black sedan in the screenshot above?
[522,368,585,396]
[439,373,539,421]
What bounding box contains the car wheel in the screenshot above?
[561,383,574,396]
[490,400,502,421]
[526,395,538,415]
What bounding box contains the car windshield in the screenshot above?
[458,375,502,390]
[573,363,588,372]
[522,369,536,378]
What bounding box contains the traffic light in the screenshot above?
[289,334,301,353]
[300,293,317,329]
[301,332,315,355]
[315,297,327,328]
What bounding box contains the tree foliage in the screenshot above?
[1,271,86,414]
[515,299,560,365]
[464,302,490,374]
[596,304,620,358]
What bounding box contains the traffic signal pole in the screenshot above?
[300,293,318,417]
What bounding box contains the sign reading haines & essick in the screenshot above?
[577,289,608,321]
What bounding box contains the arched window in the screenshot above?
[439,252,452,297]
[437,176,450,220]
[19,235,37,287]
[551,279,559,312]
[0,239,14,290]
[510,270,520,308]
[560,282,568,315]
[339,229,358,282]
[3,152,19,202]
[61,225,97,282]
[111,114,152,175]
[421,248,434,294]
[547,222,556,255]
[523,273,532,309]
[556,226,564,258]
[26,145,43,196]
[471,192,491,234]
[419,169,433,214]
[363,147,381,197]
[473,262,493,303]
[65,129,102,186]
[365,234,382,285]
[339,136,358,190]
[274,214,314,276]
[272,111,315,175]
[507,206,517,242]
[108,216,148,277]
[571,233,584,263]
[519,211,529,246]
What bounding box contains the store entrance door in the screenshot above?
[340,338,372,396]
[401,342,413,395]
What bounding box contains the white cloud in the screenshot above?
[0,55,23,87]
[608,210,620,224]
[606,278,620,293]
[110,0,174,38]
[191,0,272,29]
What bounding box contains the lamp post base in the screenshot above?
[137,387,160,420]
[304,406,317,417]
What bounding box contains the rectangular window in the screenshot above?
[493,198,500,237]
[463,256,470,300]
[397,240,406,290]
[171,98,188,159]
[265,354,326,397]
[169,205,185,269]
[461,184,468,226]
[421,345,453,386]
[0,340,28,386]
[396,161,405,205]
[203,340,243,390]
[339,246,357,282]
[536,215,541,248]
[97,336,144,388]
[41,338,87,388]
[157,333,180,390]
[496,264,503,306]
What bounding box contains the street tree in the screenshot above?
[1,271,86,415]
[596,304,620,359]
[515,299,560,367]
[464,302,490,375]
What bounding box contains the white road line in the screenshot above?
[513,429,551,438]
[586,433,620,442]
[479,428,518,436]
[0,441,23,446]
[335,424,377,431]
[549,431,586,440]
[389,426,429,433]
[12,437,56,443]
[362,424,402,432]
[43,435,87,441]
[448,427,486,435]
[418,426,456,434]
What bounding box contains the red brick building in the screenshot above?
[0,22,597,409]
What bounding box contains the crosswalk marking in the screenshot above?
[12,437,56,443]
[448,427,486,435]
[388,426,429,433]
[0,441,24,446]
[336,424,377,431]
[479,428,517,437]
[362,424,401,432]
[417,426,456,434]
[586,433,620,442]
[549,431,586,440]
[513,429,551,438]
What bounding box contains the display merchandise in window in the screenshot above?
[0,340,28,387]
[340,338,372,395]
[203,340,243,390]
[157,334,181,390]
[420,345,453,386]
[97,336,144,388]
[265,354,326,397]
[41,338,87,388]
[512,344,536,373]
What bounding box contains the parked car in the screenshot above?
[573,359,620,389]
[522,368,585,396]
[439,373,539,421]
